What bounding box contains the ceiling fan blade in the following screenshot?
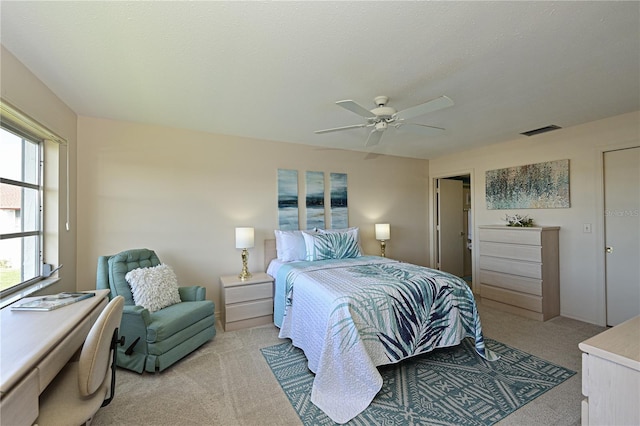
[336,100,376,118]
[315,123,367,134]
[395,96,454,121]
[365,129,384,147]
[396,122,446,135]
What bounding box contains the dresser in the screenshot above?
[579,316,640,425]
[478,225,560,321]
[220,272,274,331]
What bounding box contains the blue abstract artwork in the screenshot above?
[486,159,570,209]
[278,169,299,230]
[306,171,325,229]
[330,173,348,228]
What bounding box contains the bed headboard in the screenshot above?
[264,239,276,272]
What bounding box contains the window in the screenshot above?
[0,126,43,295]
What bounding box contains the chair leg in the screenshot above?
[102,328,125,407]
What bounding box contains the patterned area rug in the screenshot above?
[261,338,575,426]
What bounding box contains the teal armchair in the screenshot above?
[96,249,216,373]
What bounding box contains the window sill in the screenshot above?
[0,277,61,309]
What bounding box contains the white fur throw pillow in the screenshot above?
[125,264,181,312]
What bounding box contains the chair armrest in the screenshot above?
[117,305,151,367]
[122,304,152,326]
[179,286,206,301]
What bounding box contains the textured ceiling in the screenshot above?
[1,1,638,159]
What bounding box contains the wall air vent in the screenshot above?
[520,125,562,137]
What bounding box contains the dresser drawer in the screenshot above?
[225,281,273,304]
[480,284,542,312]
[226,298,273,323]
[479,228,542,245]
[478,241,542,262]
[479,255,542,279]
[479,270,542,296]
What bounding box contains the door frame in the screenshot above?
[429,168,476,291]
[594,141,640,326]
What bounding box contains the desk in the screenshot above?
[0,289,109,425]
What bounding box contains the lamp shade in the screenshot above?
[235,227,255,249]
[375,223,390,241]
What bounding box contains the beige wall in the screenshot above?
[5,43,638,326]
[1,46,78,295]
[76,117,431,314]
[429,111,640,326]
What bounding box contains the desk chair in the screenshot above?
[35,296,124,426]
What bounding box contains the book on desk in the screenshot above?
[11,292,96,311]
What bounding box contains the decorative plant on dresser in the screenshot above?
[478,225,560,321]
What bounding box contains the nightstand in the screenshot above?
[220,272,274,331]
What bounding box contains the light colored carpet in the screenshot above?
[92,299,606,426]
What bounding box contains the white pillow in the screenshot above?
[274,230,307,262]
[125,264,181,312]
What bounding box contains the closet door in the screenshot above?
[604,146,640,326]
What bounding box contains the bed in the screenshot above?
[264,229,498,424]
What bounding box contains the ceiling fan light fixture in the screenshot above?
[315,95,453,145]
[375,121,388,131]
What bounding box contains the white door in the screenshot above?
[604,146,640,326]
[438,178,464,277]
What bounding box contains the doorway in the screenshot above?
[435,174,472,286]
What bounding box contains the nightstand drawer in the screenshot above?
[226,298,273,323]
[225,281,272,304]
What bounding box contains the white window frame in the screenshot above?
[0,99,67,306]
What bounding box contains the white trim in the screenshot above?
[429,168,476,291]
[595,141,640,327]
[1,100,70,233]
[0,99,67,146]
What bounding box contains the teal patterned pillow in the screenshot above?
[302,231,361,261]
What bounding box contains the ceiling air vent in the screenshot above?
[520,125,562,137]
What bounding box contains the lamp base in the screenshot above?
[380,240,386,257]
[238,271,252,280]
[238,248,252,280]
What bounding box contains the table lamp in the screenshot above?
[375,223,390,257]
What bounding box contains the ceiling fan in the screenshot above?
[315,95,454,147]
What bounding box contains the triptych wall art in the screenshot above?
[485,159,570,209]
[277,169,348,230]
[306,171,325,229]
[277,169,299,230]
[330,173,348,229]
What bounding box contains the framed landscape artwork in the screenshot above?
[330,173,348,229]
[306,171,325,229]
[277,169,299,230]
[486,159,570,209]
